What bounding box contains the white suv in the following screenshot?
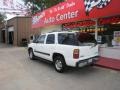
[28,31,99,73]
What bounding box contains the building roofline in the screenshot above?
[7,16,31,22]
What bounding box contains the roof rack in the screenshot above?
[47,30,79,33]
[48,30,63,33]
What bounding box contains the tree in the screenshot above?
[0,13,6,24]
[23,0,64,14]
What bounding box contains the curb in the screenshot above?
[95,57,120,71]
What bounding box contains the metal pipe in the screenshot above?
[95,19,98,40]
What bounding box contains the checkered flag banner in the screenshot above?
[84,0,111,16]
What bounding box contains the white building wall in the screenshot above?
[40,25,62,34]
[100,47,120,60]
[8,27,14,32]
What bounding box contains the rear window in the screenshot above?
[58,33,79,46]
[58,33,96,46]
[76,33,96,43]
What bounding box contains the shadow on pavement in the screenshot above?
[29,57,100,75]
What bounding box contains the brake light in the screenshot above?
[73,49,79,59]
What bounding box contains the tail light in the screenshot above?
[73,49,79,59]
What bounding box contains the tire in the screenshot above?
[53,56,66,73]
[29,49,35,60]
[91,62,96,66]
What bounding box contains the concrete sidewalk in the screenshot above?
[96,57,120,71]
[0,43,13,48]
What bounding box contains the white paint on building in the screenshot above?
[40,25,62,34]
[8,27,14,32]
[100,47,120,60]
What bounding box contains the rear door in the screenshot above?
[77,33,99,60]
[78,45,99,60]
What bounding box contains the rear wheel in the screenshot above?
[29,49,35,60]
[54,56,66,73]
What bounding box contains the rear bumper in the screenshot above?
[76,56,99,67]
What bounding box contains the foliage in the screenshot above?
[0,13,6,24]
[23,0,64,14]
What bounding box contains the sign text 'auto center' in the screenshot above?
[32,0,120,29]
[32,1,79,27]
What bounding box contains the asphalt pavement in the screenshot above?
[0,44,120,90]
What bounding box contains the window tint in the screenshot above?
[46,34,55,44]
[58,33,79,46]
[37,35,46,43]
[77,33,96,43]
[33,35,39,43]
[58,33,97,46]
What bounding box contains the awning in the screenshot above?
[32,0,120,29]
[63,15,120,28]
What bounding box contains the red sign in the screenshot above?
[99,16,120,25]
[63,20,95,28]
[63,16,120,28]
[32,0,120,29]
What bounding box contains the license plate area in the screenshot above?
[78,62,87,67]
[78,58,93,67]
[88,59,93,63]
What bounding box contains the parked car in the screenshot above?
[28,31,99,73]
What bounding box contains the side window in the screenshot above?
[37,35,46,43]
[46,34,55,44]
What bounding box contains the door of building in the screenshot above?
[8,31,14,44]
[1,30,5,43]
[8,27,14,45]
